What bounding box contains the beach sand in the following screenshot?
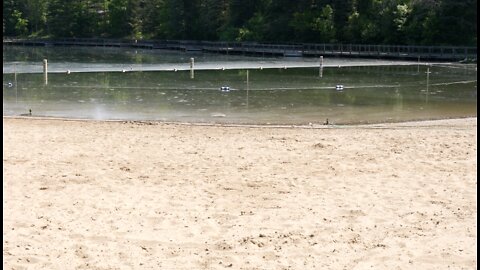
[3,117,477,269]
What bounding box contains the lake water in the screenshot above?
[3,45,477,124]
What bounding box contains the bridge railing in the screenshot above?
[3,37,477,61]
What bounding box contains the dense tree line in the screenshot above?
[3,0,477,46]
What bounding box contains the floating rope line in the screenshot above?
[3,61,427,74]
[430,80,477,86]
[430,64,477,70]
[41,80,474,92]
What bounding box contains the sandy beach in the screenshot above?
[3,117,477,269]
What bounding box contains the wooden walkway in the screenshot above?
[3,38,477,61]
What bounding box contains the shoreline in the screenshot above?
[3,116,477,269]
[3,115,478,129]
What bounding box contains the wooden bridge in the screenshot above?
[3,37,477,61]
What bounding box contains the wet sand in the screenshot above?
[3,117,477,269]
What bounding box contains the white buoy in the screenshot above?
[122,69,126,73]
[220,86,230,92]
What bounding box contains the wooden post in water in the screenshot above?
[14,63,18,103]
[190,57,194,79]
[246,69,250,108]
[426,67,430,90]
[417,56,420,73]
[43,59,48,85]
[426,66,431,103]
[319,56,324,78]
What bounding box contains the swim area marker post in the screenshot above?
[190,58,194,79]
[246,69,250,108]
[417,56,420,73]
[426,66,431,103]
[43,59,48,85]
[426,66,430,92]
[319,56,324,78]
[14,63,17,83]
[14,63,17,103]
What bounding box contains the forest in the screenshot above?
[3,0,477,46]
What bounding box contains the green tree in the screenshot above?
[197,0,229,40]
[127,0,144,39]
[330,0,354,42]
[236,11,267,41]
[345,0,382,43]
[47,0,75,37]
[263,0,297,42]
[2,0,477,46]
[183,0,202,39]
[290,4,336,43]
[4,0,28,36]
[24,0,48,35]
[142,0,166,39]
[13,9,30,35]
[403,0,440,45]
[228,0,257,28]
[222,0,268,41]
[47,0,101,37]
[377,0,411,44]
[436,0,476,45]
[164,0,185,39]
[107,0,130,37]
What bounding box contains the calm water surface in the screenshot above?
[3,46,477,124]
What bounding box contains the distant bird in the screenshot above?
[259,66,263,70]
[122,69,126,73]
[323,118,329,125]
[20,109,32,116]
[67,70,71,74]
[222,67,225,70]
[173,68,178,72]
[7,82,13,87]
[335,85,344,91]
